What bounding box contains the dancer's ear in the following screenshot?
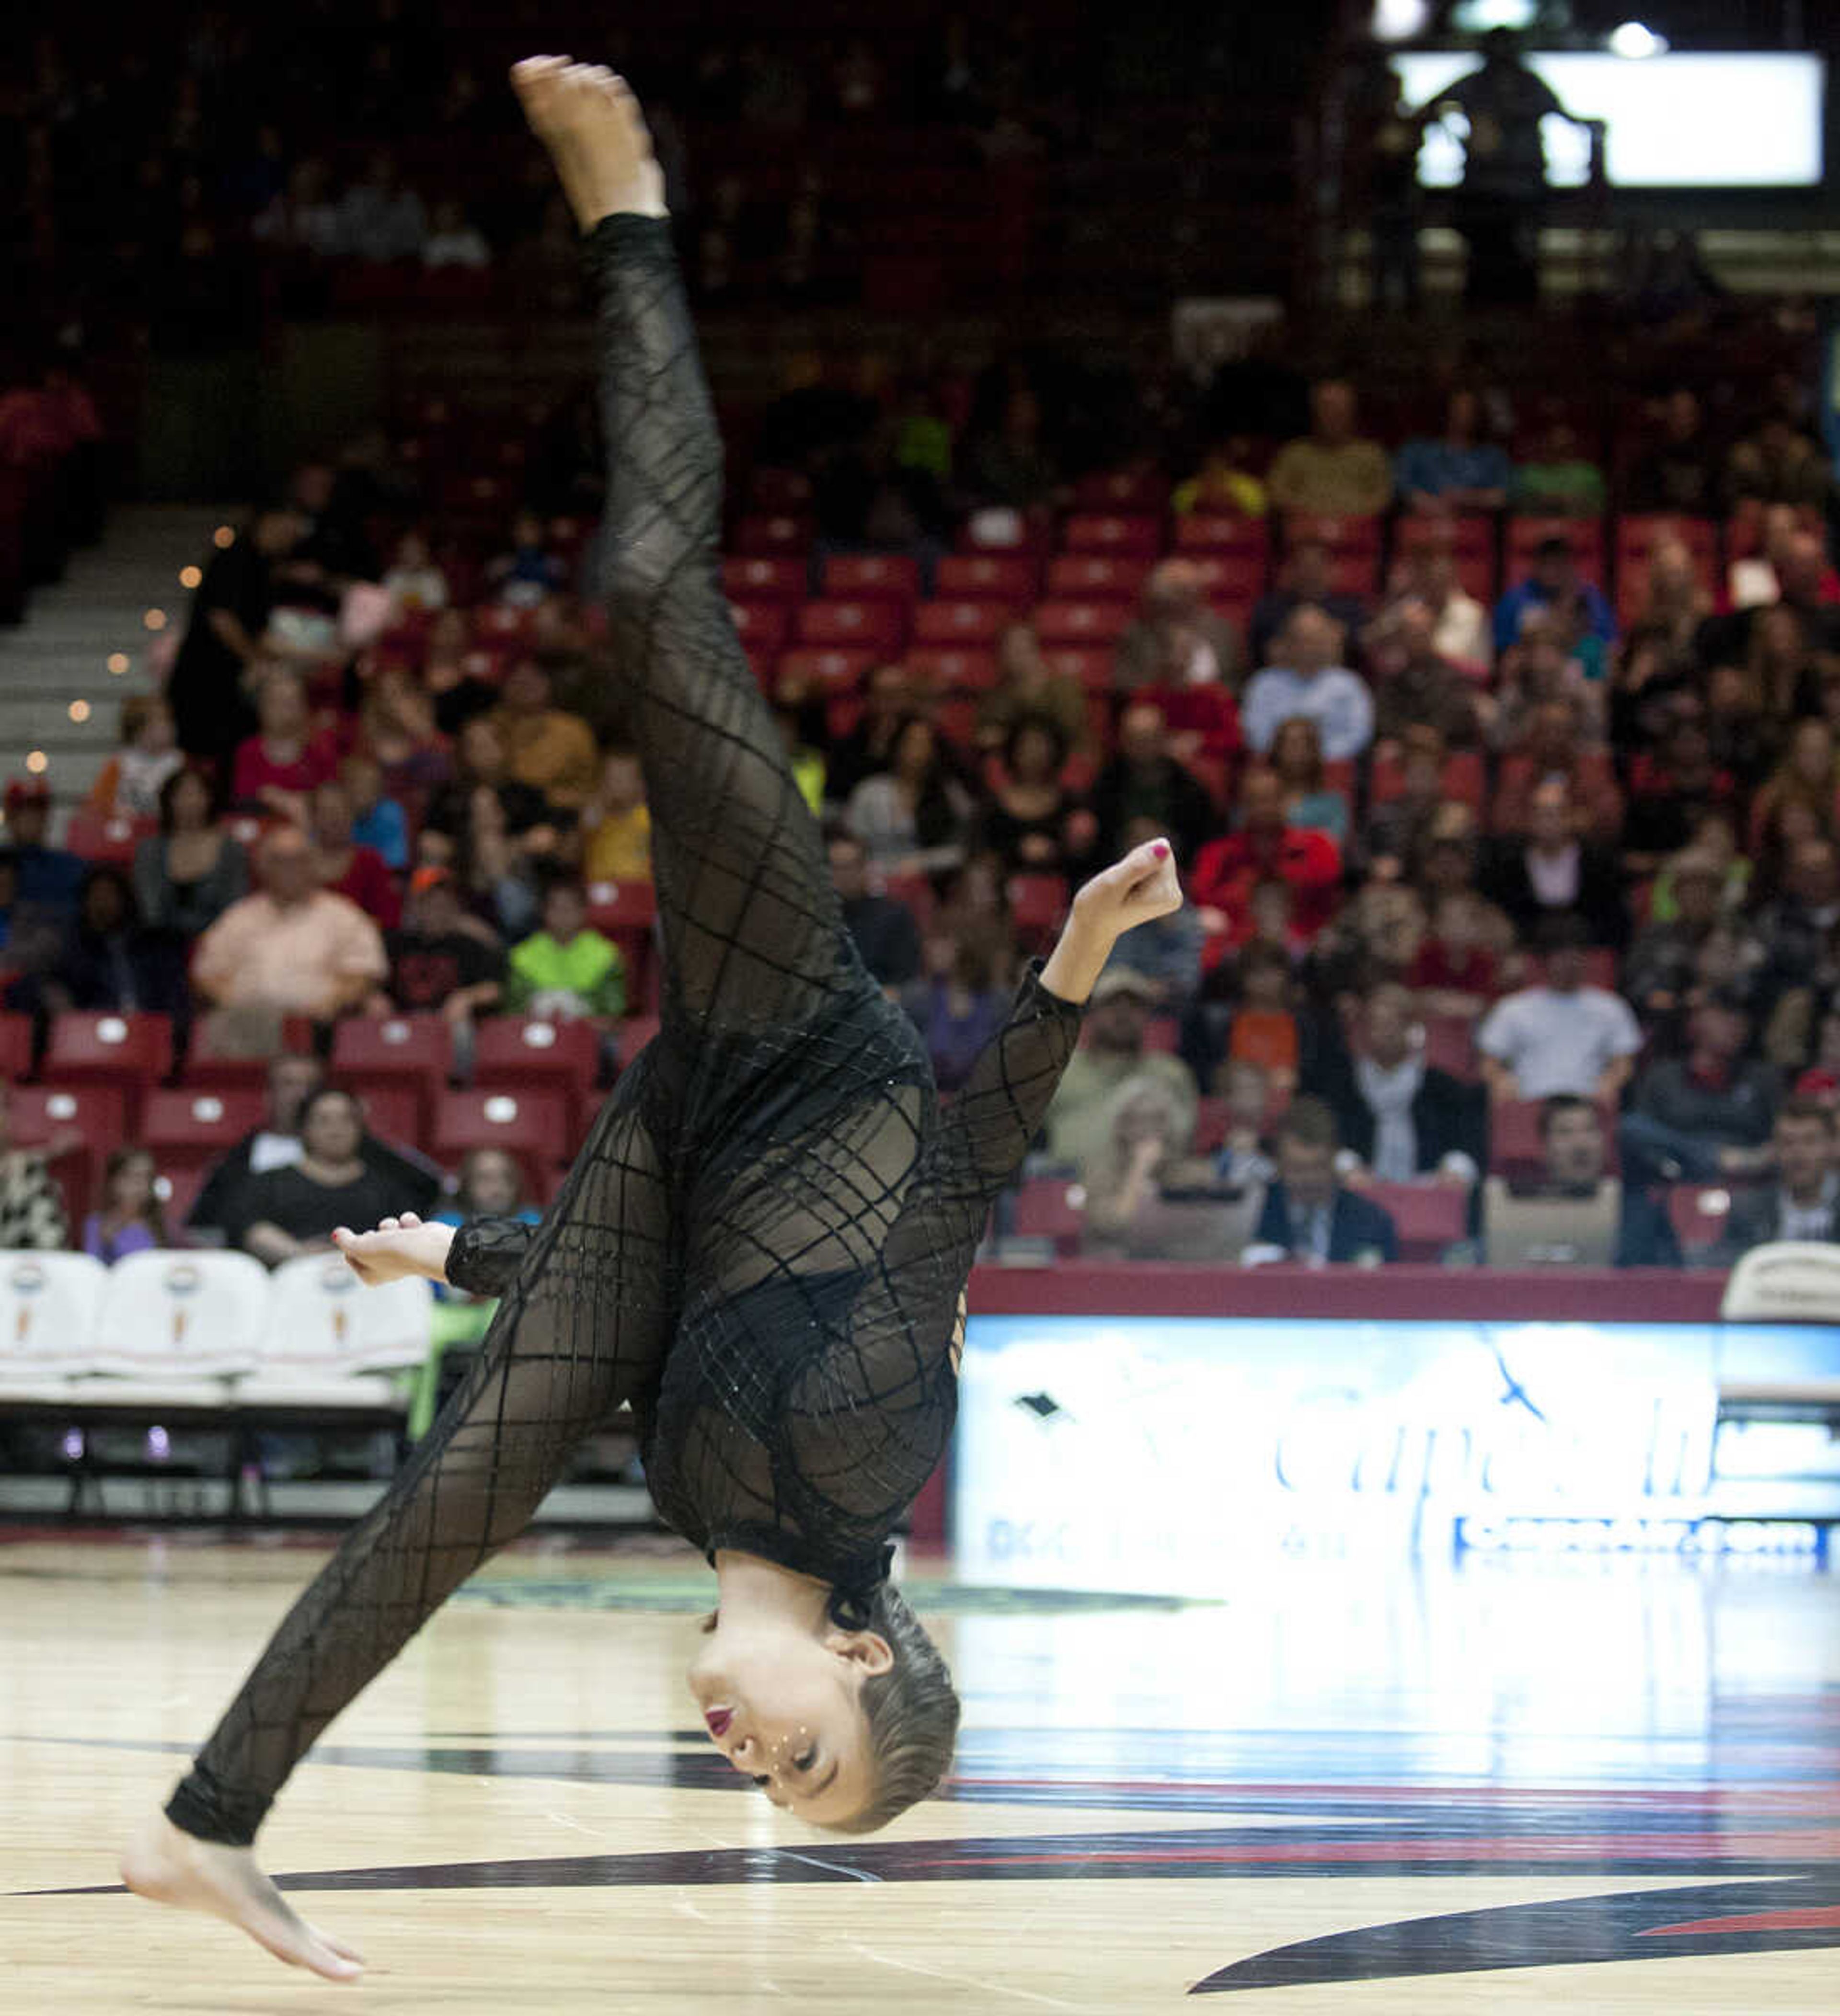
[823,1627,894,1674]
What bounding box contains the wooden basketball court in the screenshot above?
[3,1530,1837,2011]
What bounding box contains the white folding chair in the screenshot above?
[86,1249,269,1407]
[0,1251,110,1401]
[238,1255,430,1413]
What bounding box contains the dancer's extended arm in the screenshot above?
[332,1212,532,1296]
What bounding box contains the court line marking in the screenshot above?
[840,1936,1080,2008]
[778,1850,882,1884]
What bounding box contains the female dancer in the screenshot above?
[122,57,1181,1983]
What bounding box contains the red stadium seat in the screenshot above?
[615,1015,661,1072]
[1013,1176,1085,1254]
[180,1017,316,1093]
[140,1087,267,1178]
[1366,1182,1468,1262]
[795,599,908,654]
[1506,515,1605,587]
[934,554,1039,601]
[433,1088,571,1195]
[819,554,921,602]
[1615,514,1721,622]
[42,1013,172,1126]
[1420,1013,1479,1081]
[7,1084,127,1226]
[1173,515,1270,561]
[1392,513,1497,602]
[1047,553,1153,600]
[1074,470,1169,512]
[1192,1097,1232,1154]
[340,1080,422,1151]
[1180,552,1267,606]
[727,599,794,655]
[722,555,806,602]
[1061,513,1162,557]
[1370,749,1485,810]
[1032,600,1131,646]
[0,1011,33,1081]
[1009,874,1070,950]
[1038,645,1114,691]
[904,646,999,693]
[331,1015,455,1136]
[1668,1181,1739,1257]
[65,810,155,868]
[954,517,1051,557]
[586,878,658,1010]
[734,513,814,555]
[775,646,878,695]
[881,873,936,931]
[471,1017,600,1099]
[473,604,538,648]
[912,599,1016,646]
[748,468,813,512]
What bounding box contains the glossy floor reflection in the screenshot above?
[2,1534,1836,2011]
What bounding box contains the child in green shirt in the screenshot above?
[506,877,627,1019]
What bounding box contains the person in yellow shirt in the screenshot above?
[1265,378,1392,520]
[492,654,600,810]
[581,746,652,881]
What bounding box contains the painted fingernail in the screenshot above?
[1153,842,1170,859]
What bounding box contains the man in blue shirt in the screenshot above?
[4,777,85,920]
[1241,606,1375,763]
[1494,537,1615,655]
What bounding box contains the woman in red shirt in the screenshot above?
[230,667,336,817]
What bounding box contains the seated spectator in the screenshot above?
[506,876,626,1021]
[0,1079,69,1250]
[423,715,555,866]
[84,1147,166,1264]
[85,696,183,821]
[1708,1096,1840,1258]
[1249,539,1371,669]
[1366,596,1484,748]
[1411,888,1502,1016]
[1478,914,1641,1103]
[1629,536,1713,664]
[1243,1095,1399,1265]
[1171,435,1267,519]
[932,851,1018,987]
[1483,1095,1624,1268]
[491,655,599,813]
[230,1087,412,1265]
[1649,808,1751,923]
[342,753,408,872]
[1363,724,1451,875]
[1268,716,1349,845]
[1626,851,1731,1020]
[1482,778,1628,949]
[1307,981,1485,1188]
[1748,717,1840,858]
[192,825,390,1021]
[1512,418,1606,517]
[980,715,1087,875]
[775,701,827,816]
[1042,966,1198,1173]
[1622,706,1737,872]
[133,765,249,940]
[820,662,916,807]
[1724,414,1834,514]
[580,747,652,883]
[28,865,186,1019]
[1087,702,1219,866]
[421,609,498,736]
[1753,836,1840,1037]
[1242,607,1373,763]
[254,156,344,258]
[1395,390,1513,514]
[1702,660,1775,790]
[385,867,504,1023]
[1494,537,1615,655]
[1081,1071,1261,1262]
[230,665,336,821]
[1711,531,1840,665]
[309,777,400,929]
[487,510,570,608]
[338,151,427,263]
[1222,940,1302,1091]
[846,714,973,877]
[356,664,454,805]
[423,198,492,270]
[828,827,921,988]
[1102,821,1207,1007]
[1382,541,1491,674]
[1620,991,1778,1190]
[1265,378,1392,519]
[4,775,85,923]
[379,529,450,617]
[1114,558,1244,696]
[1625,388,1720,516]
[187,1052,438,1241]
[1490,619,1607,754]
[1212,1057,1277,1185]
[900,933,1012,1093]
[963,386,1061,515]
[1192,768,1344,947]
[974,620,1090,756]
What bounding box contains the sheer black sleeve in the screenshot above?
[444,1216,535,1297]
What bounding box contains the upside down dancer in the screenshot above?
[122,55,1183,1982]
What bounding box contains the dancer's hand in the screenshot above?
[1070,837,1184,940]
[332,1214,456,1286]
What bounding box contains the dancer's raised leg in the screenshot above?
[516,58,851,1041]
[123,1086,674,1980]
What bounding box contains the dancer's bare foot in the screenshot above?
[120,1810,364,1984]
[511,54,667,231]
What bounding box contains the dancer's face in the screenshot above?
[687,1621,891,1825]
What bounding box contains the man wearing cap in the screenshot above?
[1042,965,1198,1175]
[192,826,388,1021]
[3,776,85,920]
[385,867,506,1023]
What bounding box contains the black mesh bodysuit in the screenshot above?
[164,216,1083,1848]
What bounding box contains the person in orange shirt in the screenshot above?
[1225,941,1300,1090]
